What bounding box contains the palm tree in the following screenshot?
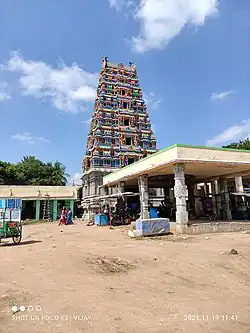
[43,161,69,186]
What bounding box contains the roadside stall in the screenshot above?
[0,199,22,245]
[82,192,139,227]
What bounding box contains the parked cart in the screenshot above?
[0,199,22,245]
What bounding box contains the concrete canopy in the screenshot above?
[103,144,250,187]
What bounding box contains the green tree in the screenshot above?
[15,156,44,185]
[38,161,69,186]
[0,156,69,186]
[0,161,18,184]
[223,138,250,150]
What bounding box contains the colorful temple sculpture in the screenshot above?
[82,57,162,215]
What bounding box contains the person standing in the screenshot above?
[66,208,73,225]
[58,206,67,226]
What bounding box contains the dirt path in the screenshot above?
[0,222,249,333]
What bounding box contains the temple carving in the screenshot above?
[82,57,156,173]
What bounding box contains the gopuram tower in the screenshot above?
[82,57,159,212]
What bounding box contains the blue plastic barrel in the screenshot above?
[149,207,158,219]
[94,214,108,226]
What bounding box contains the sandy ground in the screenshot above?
[0,221,249,333]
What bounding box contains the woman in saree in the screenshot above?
[58,206,67,226]
[66,208,73,225]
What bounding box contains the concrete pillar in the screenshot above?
[69,199,74,216]
[173,164,188,234]
[52,200,58,221]
[35,200,40,221]
[138,174,149,219]
[219,178,232,220]
[235,176,244,193]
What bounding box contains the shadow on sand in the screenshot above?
[0,240,42,247]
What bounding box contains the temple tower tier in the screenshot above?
[82,57,158,216]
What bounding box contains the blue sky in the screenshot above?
[0,0,249,184]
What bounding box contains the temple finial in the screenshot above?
[102,56,108,68]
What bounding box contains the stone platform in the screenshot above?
[128,218,176,237]
[130,219,250,236]
[187,221,250,235]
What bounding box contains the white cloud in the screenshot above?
[11,132,50,144]
[108,0,135,12]
[210,90,236,101]
[0,90,11,101]
[0,82,11,101]
[81,118,92,125]
[144,92,163,110]
[206,119,250,146]
[1,51,98,113]
[114,0,218,52]
[69,172,82,185]
[109,0,122,11]
[151,123,156,134]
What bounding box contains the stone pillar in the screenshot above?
[234,175,246,216]
[104,186,109,195]
[156,188,163,197]
[214,180,222,219]
[187,183,195,211]
[204,183,210,196]
[138,174,149,219]
[208,182,212,195]
[163,187,170,202]
[35,200,40,221]
[118,181,125,194]
[173,164,188,234]
[85,203,91,221]
[90,182,96,196]
[95,184,99,196]
[211,182,217,216]
[87,180,90,197]
[219,178,232,220]
[52,200,58,221]
[169,188,174,201]
[235,176,244,193]
[193,185,200,217]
